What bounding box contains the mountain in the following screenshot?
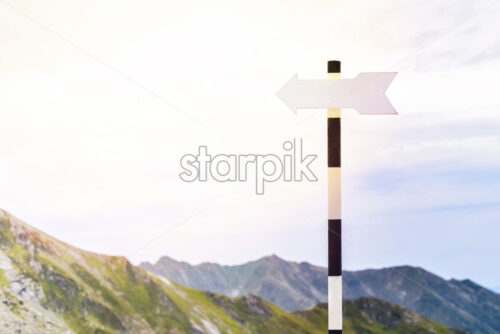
[344,266,500,334]
[0,208,475,334]
[341,297,467,334]
[0,208,329,333]
[142,256,500,334]
[139,255,327,312]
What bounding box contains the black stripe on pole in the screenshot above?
[328,118,341,168]
[328,60,341,73]
[329,331,342,334]
[328,219,342,276]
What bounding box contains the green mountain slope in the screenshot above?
[142,256,500,334]
[341,297,467,334]
[0,209,329,334]
[140,255,327,311]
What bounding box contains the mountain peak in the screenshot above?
[155,255,182,265]
[260,254,285,263]
[141,253,327,311]
[1,209,61,254]
[0,208,105,261]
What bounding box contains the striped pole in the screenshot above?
[276,60,397,333]
[327,60,342,333]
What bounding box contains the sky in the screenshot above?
[0,0,499,288]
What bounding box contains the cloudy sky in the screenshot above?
[1,0,500,288]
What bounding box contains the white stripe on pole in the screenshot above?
[328,276,343,330]
[328,168,342,220]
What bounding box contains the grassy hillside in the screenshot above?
[342,297,467,334]
[292,298,468,334]
[0,209,327,334]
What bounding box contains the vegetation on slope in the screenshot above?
[0,209,327,334]
[342,297,468,334]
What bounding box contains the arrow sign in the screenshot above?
[276,72,397,115]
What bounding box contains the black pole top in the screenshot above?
[328,60,341,73]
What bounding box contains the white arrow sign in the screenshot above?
[276,72,397,115]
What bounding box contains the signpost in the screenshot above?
[277,60,397,333]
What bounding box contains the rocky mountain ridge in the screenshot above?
[142,256,500,334]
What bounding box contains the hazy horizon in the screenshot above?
[4,206,499,293]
